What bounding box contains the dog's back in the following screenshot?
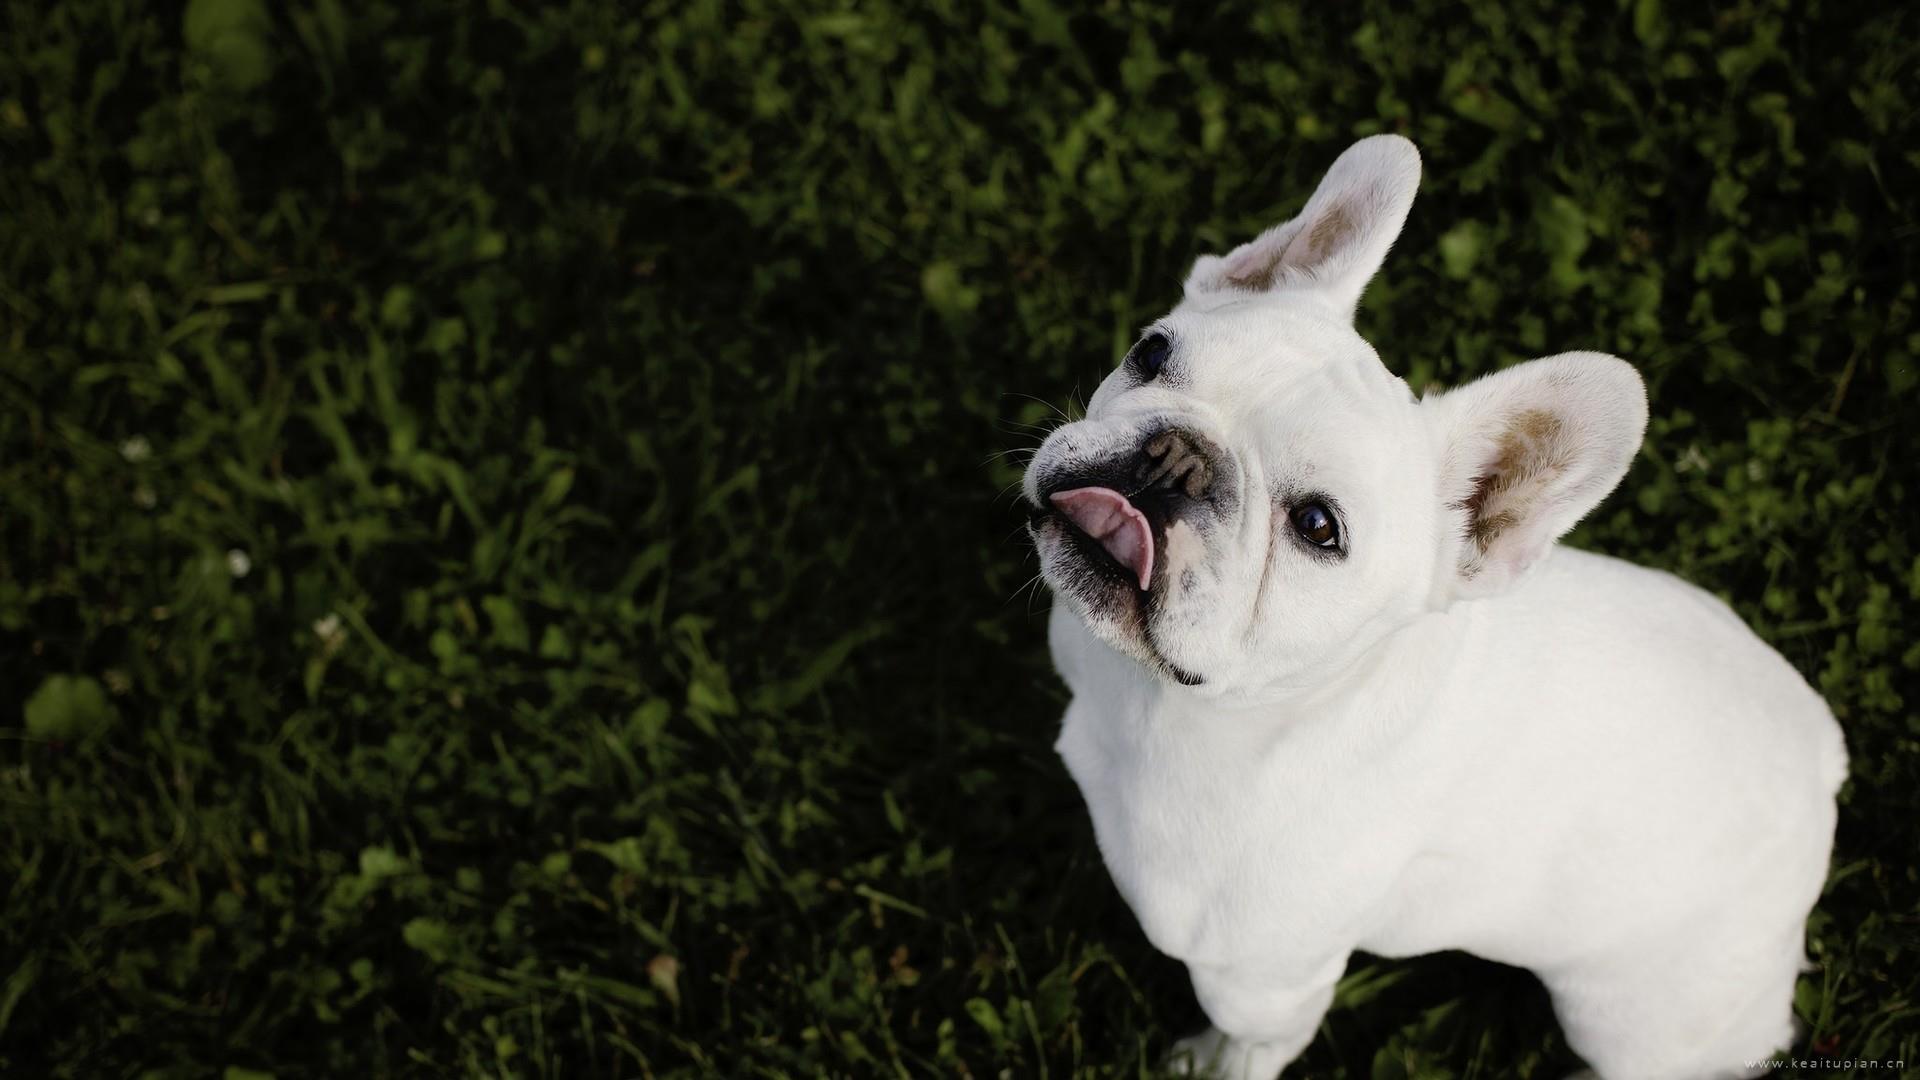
[1366,546,1840,950]
[1365,546,1842,1077]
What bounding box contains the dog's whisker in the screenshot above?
[996,421,1057,439]
[995,472,1040,499]
[981,446,1039,467]
[1001,391,1075,426]
[1010,571,1049,613]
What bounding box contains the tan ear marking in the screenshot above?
[1307,204,1355,258]
[1224,204,1359,292]
[1511,409,1563,443]
[1458,409,1568,554]
[1226,260,1278,292]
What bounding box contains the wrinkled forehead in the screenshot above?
[1150,294,1413,417]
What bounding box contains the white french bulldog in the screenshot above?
[1022,135,1847,1079]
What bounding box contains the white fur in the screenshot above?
[1025,135,1846,1079]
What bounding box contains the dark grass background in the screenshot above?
[3,0,1918,1076]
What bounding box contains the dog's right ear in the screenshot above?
[1183,134,1421,321]
[1424,352,1648,599]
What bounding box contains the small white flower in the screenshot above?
[226,549,251,578]
[132,484,157,509]
[120,436,152,463]
[313,613,343,641]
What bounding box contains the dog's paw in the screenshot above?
[1165,1027,1229,1076]
[1164,1027,1289,1080]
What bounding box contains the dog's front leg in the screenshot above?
[1165,954,1346,1080]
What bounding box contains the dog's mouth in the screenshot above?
[1033,486,1163,592]
[1024,428,1232,687]
[1031,487,1199,686]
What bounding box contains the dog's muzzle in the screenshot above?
[1028,426,1234,591]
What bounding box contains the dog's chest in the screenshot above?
[1055,693,1400,966]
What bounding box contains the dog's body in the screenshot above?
[1050,548,1843,1077]
[1025,136,1845,1079]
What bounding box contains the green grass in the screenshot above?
[3,0,1916,1075]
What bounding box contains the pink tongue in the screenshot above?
[1050,487,1155,591]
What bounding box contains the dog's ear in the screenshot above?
[1184,134,1421,320]
[1425,353,1648,599]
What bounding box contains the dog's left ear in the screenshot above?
[1425,353,1648,599]
[1184,134,1421,320]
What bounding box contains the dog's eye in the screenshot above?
[1133,332,1170,380]
[1292,502,1339,548]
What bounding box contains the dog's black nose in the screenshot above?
[1140,429,1215,499]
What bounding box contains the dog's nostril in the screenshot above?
[1183,459,1212,498]
[1139,430,1214,499]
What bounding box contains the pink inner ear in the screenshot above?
[1217,223,1302,292]
[1050,487,1155,591]
[1223,245,1274,286]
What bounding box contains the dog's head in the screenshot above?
[1025,135,1647,693]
